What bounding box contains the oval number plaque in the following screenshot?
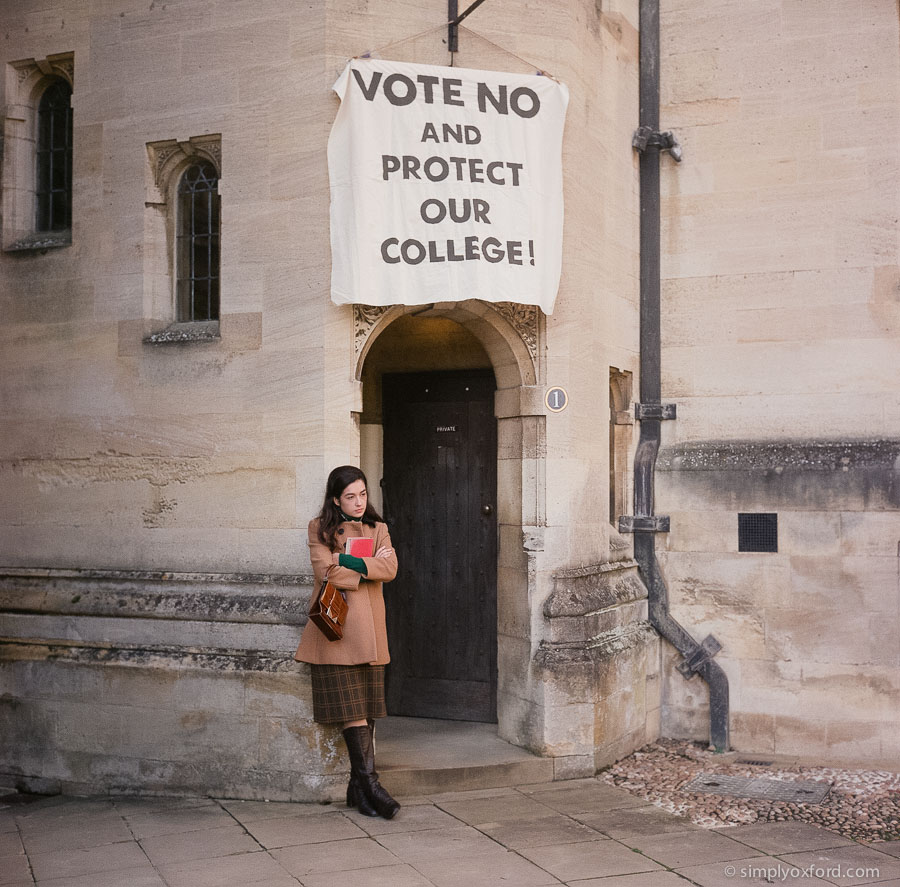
[545,386,568,413]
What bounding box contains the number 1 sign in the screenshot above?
[545,386,568,412]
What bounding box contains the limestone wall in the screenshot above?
[0,569,342,800]
[0,0,335,574]
[657,0,900,765]
[1,0,657,793]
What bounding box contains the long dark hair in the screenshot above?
[316,465,384,550]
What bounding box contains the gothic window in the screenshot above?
[176,161,220,322]
[143,135,222,341]
[36,79,73,233]
[2,54,74,251]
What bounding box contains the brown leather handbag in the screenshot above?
[308,580,348,641]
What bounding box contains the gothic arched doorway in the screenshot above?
[360,314,497,721]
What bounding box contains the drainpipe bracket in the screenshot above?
[618,515,670,534]
[635,402,677,421]
[632,126,683,161]
[676,634,723,679]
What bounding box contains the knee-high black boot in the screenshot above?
[346,771,378,817]
[346,721,379,816]
[342,725,400,820]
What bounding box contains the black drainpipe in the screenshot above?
[620,0,729,752]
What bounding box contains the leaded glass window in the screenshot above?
[36,79,73,233]
[176,161,220,322]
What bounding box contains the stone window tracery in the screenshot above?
[2,53,74,252]
[144,135,222,341]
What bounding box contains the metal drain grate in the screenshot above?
[736,758,775,767]
[683,774,831,804]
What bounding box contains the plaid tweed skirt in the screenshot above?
[309,664,387,724]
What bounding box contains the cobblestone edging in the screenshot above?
[600,739,900,844]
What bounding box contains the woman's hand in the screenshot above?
[374,546,393,559]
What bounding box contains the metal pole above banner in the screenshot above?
[448,0,490,53]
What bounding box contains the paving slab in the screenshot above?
[15,800,119,834]
[568,873,693,887]
[272,836,399,876]
[375,823,507,862]
[241,810,368,848]
[779,844,900,885]
[0,850,32,886]
[871,841,900,858]
[727,821,856,855]
[518,838,666,881]
[577,804,703,838]
[29,840,149,882]
[434,791,559,824]
[344,801,461,835]
[301,862,434,887]
[36,865,167,887]
[625,827,762,868]
[157,850,299,887]
[426,785,523,803]
[124,803,237,839]
[219,798,337,823]
[20,817,134,854]
[0,831,24,856]
[477,812,606,849]
[112,797,218,817]
[139,823,261,865]
[519,781,649,815]
[411,849,562,887]
[519,777,600,793]
[675,857,833,887]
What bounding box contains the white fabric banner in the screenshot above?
[328,58,569,315]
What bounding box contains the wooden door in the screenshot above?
[382,369,497,722]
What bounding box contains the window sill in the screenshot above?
[143,320,220,345]
[3,232,72,254]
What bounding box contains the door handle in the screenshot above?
[482,504,493,516]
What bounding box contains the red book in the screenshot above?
[345,537,374,558]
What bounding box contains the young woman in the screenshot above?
[294,465,400,819]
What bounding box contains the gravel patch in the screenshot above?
[600,739,900,844]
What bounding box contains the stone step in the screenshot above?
[375,715,555,796]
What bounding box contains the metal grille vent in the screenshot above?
[683,774,831,804]
[738,513,778,553]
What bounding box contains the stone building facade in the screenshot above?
[0,0,897,798]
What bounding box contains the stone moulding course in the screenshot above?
[0,639,299,674]
[0,567,315,626]
[658,438,900,471]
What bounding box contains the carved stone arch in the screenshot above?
[354,299,546,745]
[147,134,222,196]
[14,53,74,103]
[353,299,540,388]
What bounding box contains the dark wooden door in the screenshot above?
[382,369,498,722]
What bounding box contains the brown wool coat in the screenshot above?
[293,518,398,666]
